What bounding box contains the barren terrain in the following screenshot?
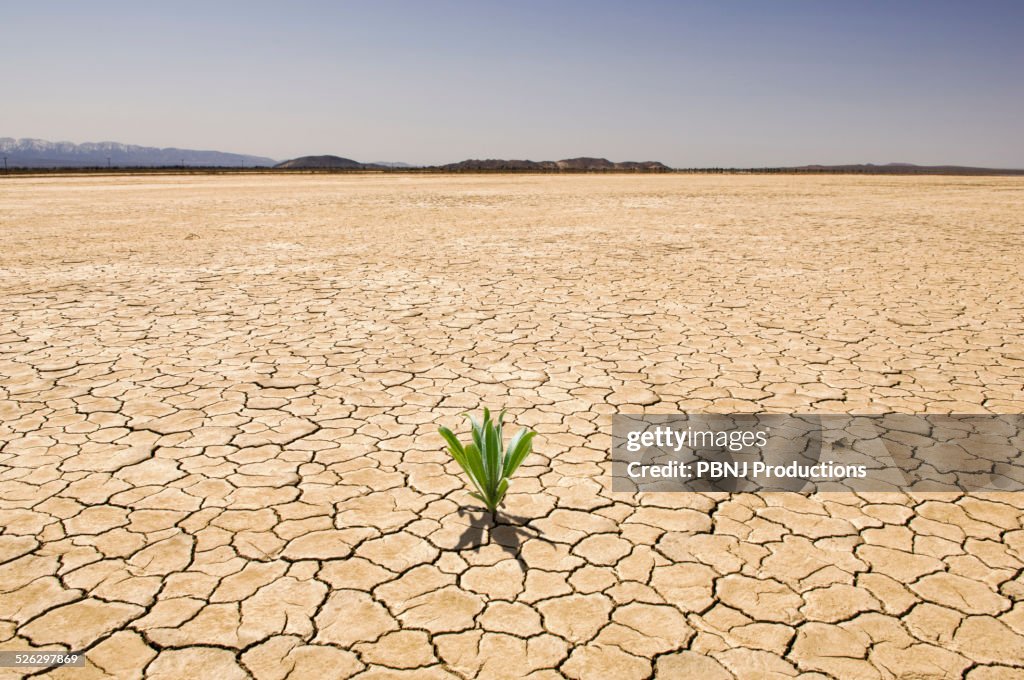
[2,174,1023,678]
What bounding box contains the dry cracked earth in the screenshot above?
[1,173,1023,679]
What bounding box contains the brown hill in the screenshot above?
[442,159,555,171]
[274,155,367,169]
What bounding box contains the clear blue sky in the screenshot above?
[3,1,1022,166]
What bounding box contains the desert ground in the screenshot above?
[1,173,1023,679]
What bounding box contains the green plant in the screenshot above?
[438,408,537,515]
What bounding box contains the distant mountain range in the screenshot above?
[0,138,276,168]
[274,155,671,172]
[786,162,1024,176]
[439,157,671,172]
[4,139,1021,175]
[274,157,1024,174]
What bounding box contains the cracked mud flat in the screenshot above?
[1,173,1023,679]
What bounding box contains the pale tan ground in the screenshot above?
[1,174,1023,679]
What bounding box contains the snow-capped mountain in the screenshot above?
[0,137,276,168]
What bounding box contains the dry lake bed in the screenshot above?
[1,173,1023,678]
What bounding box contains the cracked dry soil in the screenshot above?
[1,173,1023,679]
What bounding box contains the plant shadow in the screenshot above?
[452,506,546,573]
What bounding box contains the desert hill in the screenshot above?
[273,155,367,169]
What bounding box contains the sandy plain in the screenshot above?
[1,173,1023,678]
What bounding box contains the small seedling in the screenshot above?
[438,408,537,517]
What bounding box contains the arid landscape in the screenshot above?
[2,174,1024,678]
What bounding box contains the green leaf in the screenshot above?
[449,450,482,496]
[461,443,488,496]
[503,429,536,478]
[503,427,526,461]
[466,413,485,462]
[467,491,493,510]
[438,426,465,457]
[495,409,506,466]
[494,477,509,507]
[451,449,476,480]
[484,418,501,497]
